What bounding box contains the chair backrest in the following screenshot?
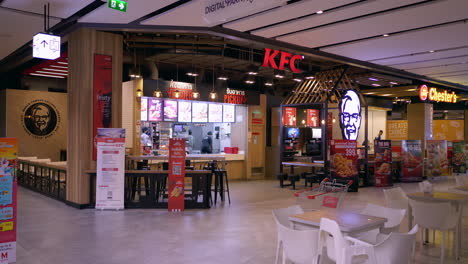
[276,221,319,264]
[272,205,304,227]
[409,199,458,230]
[373,225,418,264]
[383,187,408,209]
[361,203,406,232]
[454,175,468,187]
[318,218,348,263]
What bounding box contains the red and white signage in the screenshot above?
[307,109,319,127]
[262,48,303,73]
[95,128,125,210]
[330,140,358,185]
[282,107,296,126]
[168,138,186,212]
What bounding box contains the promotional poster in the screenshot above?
[452,141,466,174]
[425,140,449,177]
[0,138,17,264]
[330,140,358,191]
[401,140,423,182]
[168,139,186,212]
[282,107,296,126]
[374,140,392,187]
[306,109,319,127]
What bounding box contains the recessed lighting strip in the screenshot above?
[30,73,65,78]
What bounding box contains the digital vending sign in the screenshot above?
[164,100,178,122]
[178,101,192,122]
[148,98,163,121]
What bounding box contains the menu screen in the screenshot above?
[178,101,192,122]
[140,97,148,121]
[148,98,163,121]
[209,104,223,123]
[223,104,235,123]
[164,100,178,122]
[192,102,208,122]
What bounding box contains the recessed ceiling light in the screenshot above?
[43,67,68,73]
[30,73,65,78]
[429,50,435,53]
[365,92,376,95]
[382,94,393,96]
[383,34,390,37]
[316,10,324,14]
[36,70,67,76]
[372,83,381,87]
[293,78,303,82]
[57,61,68,65]
[265,82,273,86]
[406,89,417,91]
[369,78,379,81]
[274,74,284,79]
[389,82,398,85]
[50,65,68,69]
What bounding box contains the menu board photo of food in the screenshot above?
[140,97,148,121]
[374,140,392,187]
[425,140,449,177]
[330,139,358,191]
[223,104,235,123]
[178,101,192,122]
[148,98,163,121]
[192,102,208,122]
[452,141,466,174]
[164,100,178,122]
[208,103,223,123]
[401,140,423,182]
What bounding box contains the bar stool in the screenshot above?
[213,168,231,205]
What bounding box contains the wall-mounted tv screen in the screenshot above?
[287,127,300,138]
[174,124,184,132]
[312,128,322,139]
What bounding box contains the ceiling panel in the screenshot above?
[141,1,214,26]
[393,56,468,70]
[278,0,468,48]
[321,22,468,61]
[370,47,468,66]
[223,0,358,32]
[438,76,468,85]
[0,9,61,60]
[252,0,425,38]
[409,63,468,76]
[79,0,179,24]
[1,0,95,19]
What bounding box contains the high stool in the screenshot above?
[277,173,300,189]
[213,169,231,205]
[132,161,150,200]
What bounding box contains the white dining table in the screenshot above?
[289,209,387,235]
[407,191,468,260]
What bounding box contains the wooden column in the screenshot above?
[407,103,433,154]
[246,94,267,180]
[67,28,123,206]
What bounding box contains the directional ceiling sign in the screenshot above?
[108,0,127,12]
[32,33,61,60]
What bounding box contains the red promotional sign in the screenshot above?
[93,54,113,160]
[401,140,423,182]
[282,107,296,126]
[330,140,358,179]
[168,138,186,212]
[327,113,333,141]
[374,140,392,187]
[307,109,319,127]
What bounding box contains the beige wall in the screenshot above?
[4,89,67,160]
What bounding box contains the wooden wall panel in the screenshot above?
[67,28,123,205]
[247,94,266,180]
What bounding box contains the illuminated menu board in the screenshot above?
[148,98,163,121]
[178,101,192,122]
[140,97,148,121]
[192,102,208,122]
[209,103,223,123]
[164,100,178,122]
[223,104,235,123]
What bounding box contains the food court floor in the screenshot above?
[18,179,467,264]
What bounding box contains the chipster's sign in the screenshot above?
[419,85,458,103]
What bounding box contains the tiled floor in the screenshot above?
[17,179,467,263]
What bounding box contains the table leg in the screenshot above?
[408,201,413,233]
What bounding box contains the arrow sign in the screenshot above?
[108,0,127,12]
[41,40,48,47]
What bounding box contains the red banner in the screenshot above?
[374,140,392,187]
[330,139,358,191]
[307,109,319,127]
[401,140,423,182]
[168,138,186,212]
[93,54,113,160]
[282,107,296,126]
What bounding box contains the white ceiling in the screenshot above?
[2,0,468,87]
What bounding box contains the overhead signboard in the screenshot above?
[32,33,61,60]
[108,0,127,12]
[419,85,458,103]
[262,48,303,73]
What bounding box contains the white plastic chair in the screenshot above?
[454,174,468,187]
[409,199,460,263]
[275,220,319,264]
[356,204,406,243]
[318,218,374,264]
[418,181,433,193]
[272,205,304,263]
[367,225,419,264]
[383,187,408,210]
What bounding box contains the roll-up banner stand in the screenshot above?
[168,138,186,212]
[374,140,392,187]
[95,128,125,210]
[452,141,467,174]
[330,139,358,192]
[401,140,423,182]
[0,138,17,263]
[425,140,449,178]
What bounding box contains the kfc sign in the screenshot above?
[419,85,457,103]
[262,48,303,73]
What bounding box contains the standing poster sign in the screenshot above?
[426,140,449,177]
[93,54,113,160]
[0,138,17,264]
[401,140,423,182]
[330,140,358,191]
[168,138,186,212]
[95,128,125,210]
[374,140,392,187]
[452,141,466,174]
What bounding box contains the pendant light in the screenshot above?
[246,47,258,75]
[136,88,143,97]
[209,63,218,101]
[153,60,162,98]
[129,48,141,78]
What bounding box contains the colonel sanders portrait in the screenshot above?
[339,90,361,140]
[24,102,58,136]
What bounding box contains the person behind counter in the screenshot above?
[140,127,152,146]
[201,131,213,154]
[186,130,194,154]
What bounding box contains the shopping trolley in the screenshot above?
[294,178,353,211]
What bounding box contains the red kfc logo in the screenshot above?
[262,48,303,73]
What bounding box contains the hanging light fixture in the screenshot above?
[209,63,218,100]
[174,90,181,98]
[246,47,258,75]
[217,47,229,81]
[153,89,162,98]
[192,90,200,99]
[129,49,141,78]
[136,88,143,97]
